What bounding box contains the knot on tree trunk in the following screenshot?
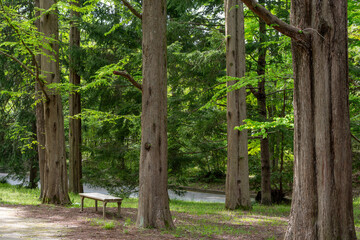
[144,142,151,151]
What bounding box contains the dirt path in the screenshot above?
[0,206,69,239]
[0,205,177,240]
[0,204,287,239]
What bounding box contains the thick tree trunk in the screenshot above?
[224,0,251,210]
[136,0,174,229]
[257,9,271,205]
[40,0,70,205]
[34,0,45,198]
[69,0,83,194]
[285,0,355,239]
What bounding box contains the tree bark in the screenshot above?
[285,0,355,238]
[34,0,45,198]
[136,0,174,229]
[224,0,251,210]
[257,14,271,204]
[69,0,83,194]
[40,0,70,205]
[29,120,39,189]
[241,0,356,238]
[249,1,271,204]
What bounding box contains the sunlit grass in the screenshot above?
[0,183,42,205]
[86,217,117,229]
[0,183,138,208]
[352,197,360,228]
[1,183,360,238]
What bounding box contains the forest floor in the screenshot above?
[0,203,286,239]
[1,182,360,239]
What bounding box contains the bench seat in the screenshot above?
[79,193,122,218]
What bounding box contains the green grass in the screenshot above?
[86,217,117,230]
[1,183,360,239]
[0,183,42,205]
[353,197,360,228]
[0,183,138,208]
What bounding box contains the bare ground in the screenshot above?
[0,204,286,239]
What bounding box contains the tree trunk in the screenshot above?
[40,0,70,205]
[224,0,251,210]
[29,120,39,189]
[34,0,45,198]
[136,0,174,229]
[240,0,355,237]
[285,0,355,238]
[257,7,271,205]
[69,0,83,194]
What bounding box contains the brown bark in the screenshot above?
[136,0,174,229]
[241,0,308,46]
[113,71,142,91]
[285,0,355,238]
[34,0,45,198]
[69,0,83,194]
[257,14,271,205]
[120,0,142,19]
[40,0,70,205]
[29,121,39,189]
[240,0,356,238]
[248,3,271,204]
[224,0,251,210]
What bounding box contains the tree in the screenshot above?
[68,0,83,194]
[247,0,271,205]
[40,0,70,204]
[34,0,46,198]
[224,0,251,209]
[135,0,174,229]
[241,0,356,238]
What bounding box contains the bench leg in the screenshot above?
[95,200,98,212]
[81,197,84,212]
[117,202,121,216]
[103,202,107,219]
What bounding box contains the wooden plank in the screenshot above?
[79,193,122,202]
[79,193,122,219]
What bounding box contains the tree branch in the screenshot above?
[0,0,49,101]
[113,71,142,91]
[120,0,142,20]
[0,50,35,76]
[240,0,310,46]
[352,133,360,144]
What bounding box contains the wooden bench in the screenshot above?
[79,193,122,218]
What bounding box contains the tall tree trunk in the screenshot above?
[240,0,355,237]
[28,120,39,189]
[69,0,83,194]
[224,0,251,210]
[279,89,286,194]
[285,0,355,238]
[257,4,271,205]
[40,0,70,205]
[34,0,45,198]
[136,0,174,229]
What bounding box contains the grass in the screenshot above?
[1,182,360,239]
[0,183,138,209]
[86,217,117,230]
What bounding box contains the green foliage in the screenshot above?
[0,0,359,200]
[236,115,294,138]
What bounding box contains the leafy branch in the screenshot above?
[0,0,49,100]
